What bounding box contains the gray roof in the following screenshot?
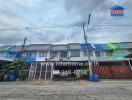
[68,43,80,50]
[27,44,51,51]
[51,45,68,51]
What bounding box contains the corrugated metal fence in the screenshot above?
[92,66,132,79]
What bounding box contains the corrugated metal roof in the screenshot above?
[113,43,127,49]
[68,43,80,50]
[9,46,28,52]
[107,43,117,49]
[0,45,11,52]
[121,42,132,49]
[94,44,103,51]
[27,44,51,51]
[109,42,132,49]
[0,42,131,52]
[80,43,95,50]
[100,44,112,50]
[111,52,129,59]
[51,45,68,51]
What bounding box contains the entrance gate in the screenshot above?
[28,62,53,80]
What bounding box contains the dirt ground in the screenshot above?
[0,80,132,100]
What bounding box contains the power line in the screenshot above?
[0,24,132,31]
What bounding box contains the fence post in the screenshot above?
[39,63,43,80]
[28,62,32,80]
[33,62,37,80]
[45,64,48,80]
[50,63,54,80]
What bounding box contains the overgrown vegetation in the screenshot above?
[0,59,26,81]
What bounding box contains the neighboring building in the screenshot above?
[0,45,16,61]
[0,42,132,62]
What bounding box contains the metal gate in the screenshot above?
[92,66,132,79]
[28,62,53,80]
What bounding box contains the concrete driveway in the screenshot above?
[0,80,132,100]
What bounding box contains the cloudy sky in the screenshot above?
[0,0,131,46]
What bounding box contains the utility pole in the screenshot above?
[83,13,93,76]
[19,37,27,59]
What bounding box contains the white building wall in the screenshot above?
[35,49,112,62]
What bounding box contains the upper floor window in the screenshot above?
[83,51,93,57]
[95,52,101,57]
[70,50,80,57]
[50,51,58,58]
[39,51,47,57]
[60,51,67,58]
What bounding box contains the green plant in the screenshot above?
[1,59,25,81]
[0,72,3,81]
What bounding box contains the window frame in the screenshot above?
[70,50,80,57]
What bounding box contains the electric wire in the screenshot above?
[0,24,132,31]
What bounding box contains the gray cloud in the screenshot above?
[0,0,131,46]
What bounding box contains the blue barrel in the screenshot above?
[93,74,100,82]
[9,74,16,81]
[88,74,100,82]
[89,74,94,81]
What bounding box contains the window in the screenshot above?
[39,51,47,57]
[51,51,58,58]
[70,50,80,57]
[95,52,101,57]
[60,51,67,57]
[83,51,93,57]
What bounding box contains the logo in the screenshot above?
[110,5,124,16]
